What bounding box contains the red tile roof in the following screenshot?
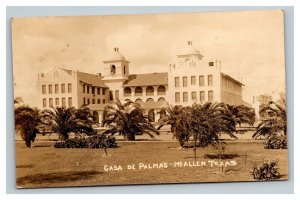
[123,73,168,87]
[77,72,108,88]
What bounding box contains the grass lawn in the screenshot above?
[16,140,288,188]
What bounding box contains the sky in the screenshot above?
[11,10,286,107]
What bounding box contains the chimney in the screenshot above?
[114,47,119,52]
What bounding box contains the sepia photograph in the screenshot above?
[12,9,288,188]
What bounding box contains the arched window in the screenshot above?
[159,109,167,120]
[146,86,154,96]
[110,65,116,74]
[93,111,99,123]
[115,90,119,100]
[123,65,126,74]
[109,91,113,101]
[146,98,154,102]
[158,97,166,102]
[135,98,143,103]
[135,87,143,96]
[124,87,131,96]
[148,109,155,122]
[157,85,166,95]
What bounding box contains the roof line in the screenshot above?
[221,72,245,86]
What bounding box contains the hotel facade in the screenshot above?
[37,42,249,123]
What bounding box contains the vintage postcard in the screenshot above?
[12,10,288,188]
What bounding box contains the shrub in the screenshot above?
[264,134,287,149]
[54,135,117,149]
[252,160,281,180]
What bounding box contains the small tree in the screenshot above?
[102,99,159,141]
[15,106,41,147]
[42,107,94,141]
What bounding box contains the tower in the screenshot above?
[102,47,129,79]
[102,47,130,102]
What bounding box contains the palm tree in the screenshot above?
[220,103,255,127]
[189,102,237,147]
[102,99,159,141]
[252,97,286,139]
[157,104,191,146]
[41,107,94,141]
[15,106,41,147]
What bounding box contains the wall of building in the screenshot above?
[168,57,222,106]
[76,72,109,107]
[220,74,243,105]
[37,68,78,110]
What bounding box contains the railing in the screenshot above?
[146,92,154,96]
[124,93,131,97]
[135,93,142,96]
[157,91,166,95]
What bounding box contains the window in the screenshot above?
[87,98,90,104]
[158,97,166,102]
[92,87,95,95]
[175,92,180,103]
[199,76,204,86]
[42,85,46,94]
[146,86,154,96]
[209,62,214,66]
[103,99,106,104]
[135,98,143,103]
[92,99,95,104]
[191,76,196,85]
[146,98,154,102]
[157,85,166,95]
[102,88,105,95]
[68,83,72,93]
[55,98,59,106]
[200,91,205,102]
[62,98,66,107]
[83,97,86,105]
[87,86,90,94]
[97,87,100,95]
[43,98,47,107]
[115,90,119,99]
[83,85,85,93]
[68,97,72,107]
[135,87,143,96]
[208,91,214,102]
[208,75,213,86]
[175,77,180,87]
[55,84,59,93]
[124,87,131,96]
[48,85,52,94]
[61,84,65,93]
[49,98,53,107]
[97,99,101,104]
[183,77,188,87]
[183,92,188,102]
[111,65,116,74]
[192,92,197,100]
[123,66,126,74]
[109,91,113,100]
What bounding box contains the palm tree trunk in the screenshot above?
[193,136,197,160]
[126,133,136,141]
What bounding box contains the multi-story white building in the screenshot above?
[37,41,249,123]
